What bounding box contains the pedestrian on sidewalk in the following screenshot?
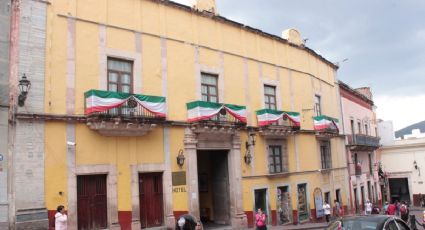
[387,202,396,215]
[365,200,372,215]
[323,201,331,223]
[334,200,341,217]
[400,201,409,222]
[55,205,67,230]
[383,201,389,214]
[395,200,400,216]
[255,208,267,230]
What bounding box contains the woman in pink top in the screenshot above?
[255,208,267,230]
[55,205,67,230]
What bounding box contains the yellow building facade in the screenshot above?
[10,0,348,229]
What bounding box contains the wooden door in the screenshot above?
[211,153,230,224]
[139,173,163,228]
[77,174,108,230]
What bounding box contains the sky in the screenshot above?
[173,0,425,131]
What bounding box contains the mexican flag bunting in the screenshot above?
[84,89,166,117]
[256,109,300,126]
[186,101,247,123]
[313,115,339,131]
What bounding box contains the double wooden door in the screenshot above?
[77,174,108,230]
[139,173,163,228]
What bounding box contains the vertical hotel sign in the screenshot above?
[314,188,324,218]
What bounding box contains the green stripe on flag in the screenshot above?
[313,115,338,122]
[186,100,222,110]
[224,104,246,111]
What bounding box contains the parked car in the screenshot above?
[325,215,411,230]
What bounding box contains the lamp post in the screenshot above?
[18,74,31,106]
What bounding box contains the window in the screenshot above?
[264,85,277,110]
[314,95,321,116]
[365,123,369,135]
[350,119,355,135]
[201,73,218,103]
[320,141,332,169]
[395,220,409,230]
[107,58,133,93]
[324,191,330,203]
[357,121,362,134]
[368,153,373,174]
[268,145,283,173]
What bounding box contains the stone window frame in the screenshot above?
[319,140,332,169]
[265,139,288,174]
[196,64,224,103]
[260,79,282,110]
[251,185,271,223]
[100,47,142,94]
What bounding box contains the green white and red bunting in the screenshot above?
[186,101,247,123]
[314,115,339,131]
[84,89,166,117]
[256,109,300,126]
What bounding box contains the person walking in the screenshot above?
[387,202,396,215]
[55,205,67,230]
[323,201,331,223]
[334,200,341,217]
[255,208,267,230]
[383,201,389,214]
[365,200,372,215]
[395,200,400,216]
[400,201,409,222]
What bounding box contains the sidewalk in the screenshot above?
[248,222,328,230]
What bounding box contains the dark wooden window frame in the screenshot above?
[320,141,332,169]
[264,85,277,110]
[268,145,283,173]
[201,72,219,103]
[107,57,134,93]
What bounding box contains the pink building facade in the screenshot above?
[339,82,381,214]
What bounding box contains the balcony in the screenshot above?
[84,89,166,136]
[313,115,340,136]
[256,109,300,137]
[347,134,380,151]
[186,100,246,133]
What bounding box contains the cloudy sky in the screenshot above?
[174,0,425,131]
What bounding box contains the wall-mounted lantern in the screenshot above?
[176,149,185,167]
[18,74,31,106]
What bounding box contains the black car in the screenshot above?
[325,215,411,230]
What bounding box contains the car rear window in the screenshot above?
[343,220,378,230]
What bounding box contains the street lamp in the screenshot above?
[18,74,31,106]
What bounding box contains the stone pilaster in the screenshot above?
[229,133,248,229]
[184,128,200,219]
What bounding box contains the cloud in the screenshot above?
[375,94,425,131]
[172,0,425,127]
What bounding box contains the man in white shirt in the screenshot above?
[323,201,331,223]
[365,200,372,215]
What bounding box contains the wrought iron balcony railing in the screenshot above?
[347,134,380,151]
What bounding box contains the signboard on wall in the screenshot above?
[314,188,324,218]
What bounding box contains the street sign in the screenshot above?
[0,154,3,161]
